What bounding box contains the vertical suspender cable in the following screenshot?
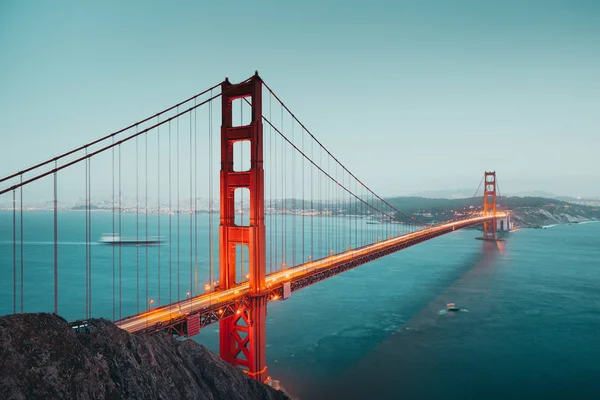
[326,157,330,256]
[53,160,58,315]
[380,198,383,241]
[273,99,277,272]
[352,173,355,247]
[111,139,115,320]
[352,179,360,247]
[145,132,148,311]
[169,121,172,304]
[343,170,346,249]
[136,130,139,314]
[329,157,332,254]
[269,94,273,275]
[189,112,192,304]
[311,139,313,261]
[348,172,350,246]
[88,157,92,318]
[332,162,335,253]
[333,158,336,253]
[88,156,92,317]
[370,192,373,244]
[20,175,23,313]
[292,119,296,268]
[302,127,305,263]
[119,144,122,318]
[359,182,362,245]
[334,162,337,252]
[157,119,161,305]
[194,102,198,294]
[281,106,285,268]
[177,109,180,299]
[350,172,353,247]
[13,189,16,314]
[343,169,346,249]
[318,149,322,259]
[337,163,339,252]
[328,157,331,255]
[339,165,342,251]
[209,92,214,288]
[84,158,88,318]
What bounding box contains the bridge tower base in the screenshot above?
[219,73,269,382]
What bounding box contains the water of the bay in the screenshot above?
[266,222,600,399]
[0,212,599,399]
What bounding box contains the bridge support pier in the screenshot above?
[219,73,269,383]
[496,214,512,231]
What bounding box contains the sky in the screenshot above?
[1,0,599,199]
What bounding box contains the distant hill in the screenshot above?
[384,196,600,228]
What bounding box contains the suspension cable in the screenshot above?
[0,82,222,186]
[261,81,423,225]
[1,79,258,196]
[261,114,405,224]
[472,174,484,198]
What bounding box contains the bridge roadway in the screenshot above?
[115,213,506,336]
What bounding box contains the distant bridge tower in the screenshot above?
[482,171,497,240]
[219,73,268,382]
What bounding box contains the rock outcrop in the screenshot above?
[511,207,598,228]
[0,313,289,400]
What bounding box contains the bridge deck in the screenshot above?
[115,214,505,336]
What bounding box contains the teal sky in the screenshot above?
[1,0,599,197]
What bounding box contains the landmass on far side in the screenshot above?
[6,195,598,230]
[0,313,290,400]
[384,196,600,228]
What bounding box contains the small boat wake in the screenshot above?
[438,303,469,315]
[542,224,557,229]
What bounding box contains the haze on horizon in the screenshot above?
[1,0,599,199]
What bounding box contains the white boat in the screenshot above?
[99,233,163,245]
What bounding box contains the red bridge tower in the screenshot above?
[482,171,497,240]
[219,73,268,382]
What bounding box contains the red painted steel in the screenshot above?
[219,73,268,382]
[187,315,200,336]
[483,171,497,240]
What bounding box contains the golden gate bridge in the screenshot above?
[0,72,509,383]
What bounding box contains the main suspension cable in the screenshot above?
[261,81,423,226]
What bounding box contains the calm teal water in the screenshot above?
[0,211,381,320]
[261,222,600,399]
[1,212,599,399]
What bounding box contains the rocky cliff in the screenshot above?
[511,206,598,228]
[0,313,289,400]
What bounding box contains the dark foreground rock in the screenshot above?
[0,313,289,400]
